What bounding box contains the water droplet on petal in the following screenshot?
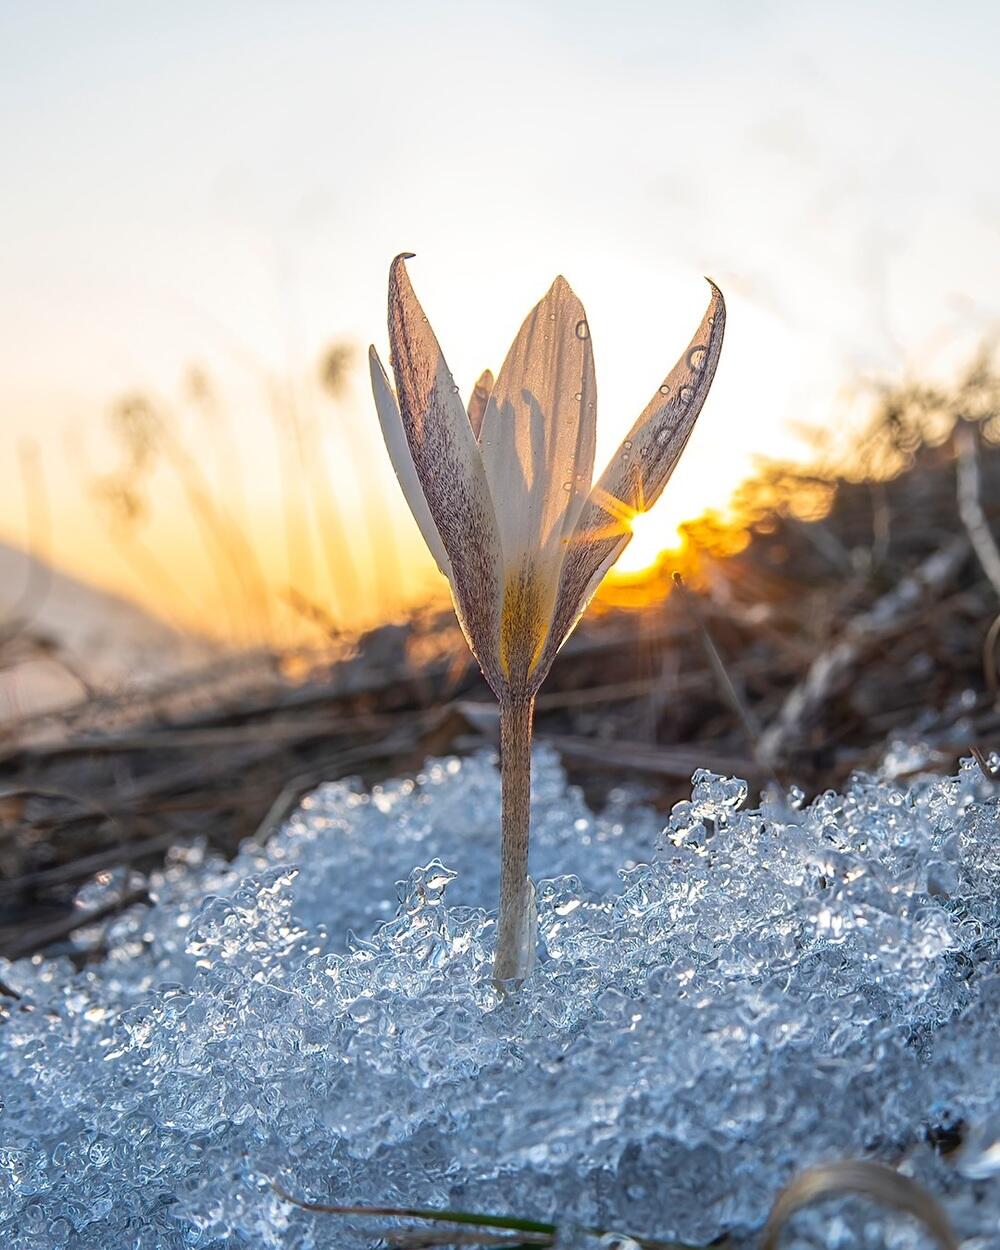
[574,392,582,402]
[657,427,672,445]
[658,384,670,396]
[686,346,706,370]
[562,481,573,492]
[679,385,694,405]
[548,312,556,321]
[575,320,590,340]
[623,440,633,450]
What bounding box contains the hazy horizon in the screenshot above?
[2,0,999,640]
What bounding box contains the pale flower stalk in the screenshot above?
[370,255,725,988]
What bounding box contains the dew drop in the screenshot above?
[657,427,672,444]
[686,346,706,370]
[575,320,590,340]
[562,481,573,492]
[549,312,556,321]
[658,384,670,396]
[679,385,694,405]
[574,392,582,402]
[623,440,633,450]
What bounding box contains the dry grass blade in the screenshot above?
[388,1228,551,1247]
[983,609,1000,693]
[271,1183,556,1237]
[956,421,1000,600]
[761,1160,958,1250]
[2,887,149,960]
[670,572,771,779]
[272,1183,694,1250]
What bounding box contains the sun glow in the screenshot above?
[612,508,683,576]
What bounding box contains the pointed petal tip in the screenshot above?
[704,276,725,306]
[389,253,416,284]
[368,344,392,392]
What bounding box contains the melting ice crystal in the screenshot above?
[4,748,1000,1247]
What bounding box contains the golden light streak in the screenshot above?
[612,507,682,575]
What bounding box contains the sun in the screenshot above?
[612,508,681,576]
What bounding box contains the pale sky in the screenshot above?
[1,1,999,640]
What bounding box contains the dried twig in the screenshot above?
[758,537,969,764]
[671,573,766,759]
[541,734,763,781]
[762,1160,957,1250]
[956,421,1000,600]
[2,887,149,960]
[0,830,178,897]
[983,610,1000,694]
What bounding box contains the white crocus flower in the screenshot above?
[371,255,725,987]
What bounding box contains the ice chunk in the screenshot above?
[3,749,1000,1247]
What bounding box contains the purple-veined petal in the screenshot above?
[467,368,494,439]
[542,279,726,669]
[369,345,453,580]
[387,255,505,685]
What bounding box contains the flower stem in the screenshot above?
[493,693,537,989]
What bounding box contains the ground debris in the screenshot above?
[3,366,1000,957]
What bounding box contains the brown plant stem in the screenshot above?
[493,693,536,988]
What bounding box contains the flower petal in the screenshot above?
[369,345,453,580]
[479,276,597,579]
[467,368,494,439]
[544,279,726,662]
[387,255,505,684]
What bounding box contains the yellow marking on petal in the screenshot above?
[498,569,551,682]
